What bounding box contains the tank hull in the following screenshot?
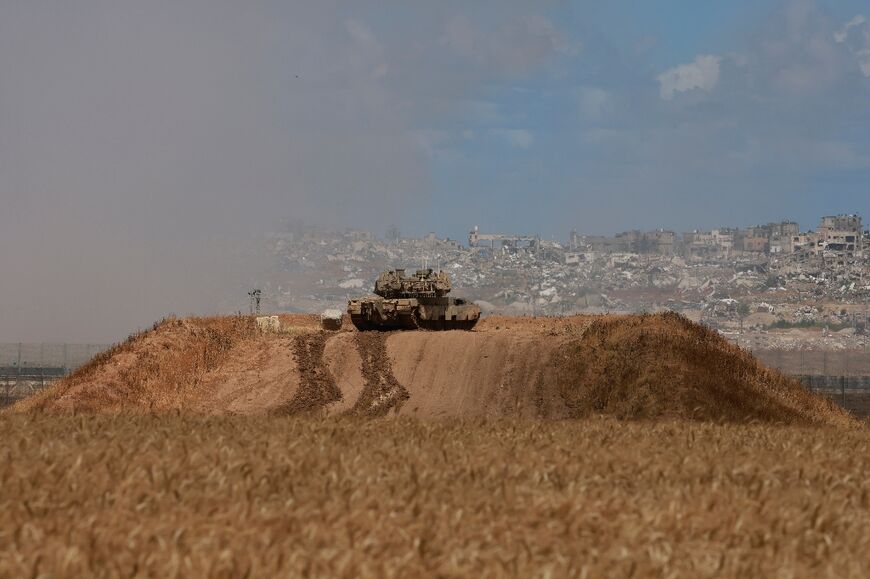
[348,296,480,331]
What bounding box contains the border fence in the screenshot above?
[0,343,110,407]
[754,349,870,417]
[2,343,870,417]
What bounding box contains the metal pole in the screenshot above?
[842,375,846,410]
[16,342,21,390]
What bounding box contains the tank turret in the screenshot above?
[374,268,451,298]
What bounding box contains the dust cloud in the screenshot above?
[0,1,433,342]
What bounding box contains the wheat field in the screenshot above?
[2,414,869,578]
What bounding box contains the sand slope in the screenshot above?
[9,313,855,426]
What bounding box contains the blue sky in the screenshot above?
[401,0,870,239]
[3,0,868,240]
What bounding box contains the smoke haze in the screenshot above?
[1,1,869,341]
[0,1,434,341]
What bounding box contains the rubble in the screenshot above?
[258,217,869,349]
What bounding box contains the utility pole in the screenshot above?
[248,290,262,315]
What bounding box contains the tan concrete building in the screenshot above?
[817,214,862,255]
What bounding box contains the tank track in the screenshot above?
[416,319,478,331]
[351,314,476,332]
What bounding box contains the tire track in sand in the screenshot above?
[273,332,341,414]
[352,332,408,416]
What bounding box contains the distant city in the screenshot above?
[563,214,864,260]
[259,213,869,355]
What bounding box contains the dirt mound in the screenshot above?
[15,316,258,413]
[8,313,854,426]
[556,313,851,425]
[385,330,568,418]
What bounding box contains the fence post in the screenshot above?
[16,342,21,390]
[842,375,846,410]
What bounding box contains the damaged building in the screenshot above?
[262,212,869,350]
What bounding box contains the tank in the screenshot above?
[347,268,481,331]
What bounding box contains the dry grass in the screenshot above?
[14,316,256,414]
[2,414,869,578]
[557,312,854,427]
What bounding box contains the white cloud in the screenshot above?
[657,55,722,100]
[751,3,845,94]
[494,129,534,149]
[833,15,870,77]
[834,15,866,43]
